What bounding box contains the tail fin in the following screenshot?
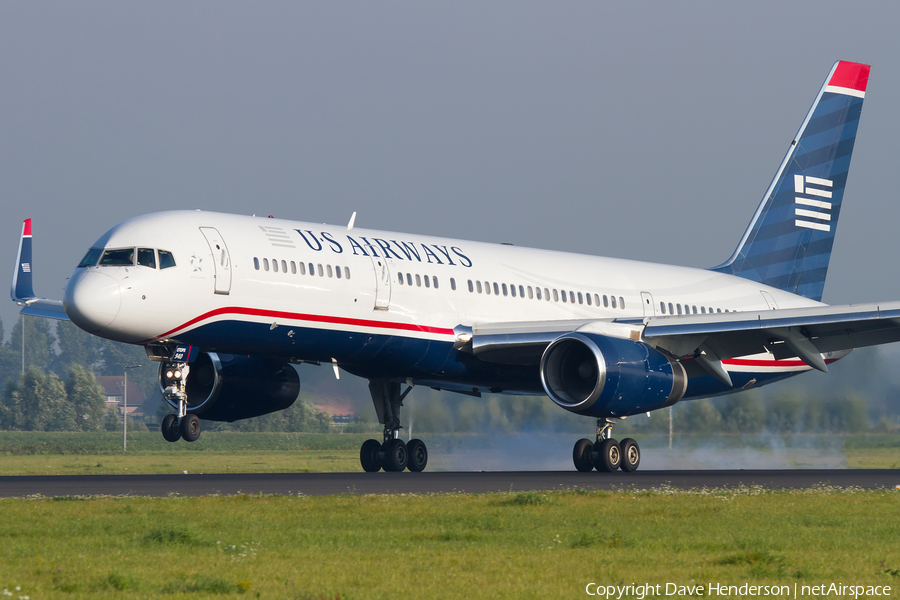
[711,60,870,302]
[10,218,68,320]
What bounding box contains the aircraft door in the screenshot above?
[760,290,778,310]
[199,227,232,295]
[367,246,392,310]
[640,292,655,317]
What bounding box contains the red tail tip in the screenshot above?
[23,218,32,236]
[829,61,870,92]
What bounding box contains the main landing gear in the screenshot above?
[572,418,641,473]
[359,381,428,473]
[159,361,202,443]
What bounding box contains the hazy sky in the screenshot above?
[3,2,900,337]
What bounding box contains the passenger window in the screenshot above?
[468,280,474,292]
[611,296,616,309]
[336,266,342,278]
[620,297,625,309]
[669,303,674,314]
[536,288,542,300]
[308,263,314,275]
[253,257,260,271]
[509,284,515,297]
[424,275,430,288]
[586,293,591,306]
[263,258,270,271]
[291,261,297,274]
[407,273,413,286]
[137,248,156,268]
[518,285,524,298]
[692,305,697,314]
[493,283,500,295]
[282,260,288,273]
[299,262,306,275]
[476,281,482,293]
[527,286,533,299]
[450,278,456,291]
[327,265,333,278]
[273,260,279,273]
[399,273,405,285]
[677,304,682,315]
[483,281,489,295]
[317,264,324,277]
[594,294,600,306]
[99,248,135,266]
[545,288,551,302]
[660,302,666,314]
[433,276,439,289]
[717,308,721,313]
[577,292,583,305]
[603,295,609,307]
[344,267,351,280]
[561,290,567,303]
[502,283,508,296]
[416,274,422,287]
[158,250,176,269]
[77,248,103,268]
[553,289,559,302]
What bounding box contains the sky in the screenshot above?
[3,2,900,340]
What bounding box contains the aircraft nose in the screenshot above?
[64,270,121,333]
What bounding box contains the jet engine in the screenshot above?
[159,352,300,422]
[540,333,686,417]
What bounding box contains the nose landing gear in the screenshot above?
[572,418,641,472]
[359,380,428,473]
[159,361,203,443]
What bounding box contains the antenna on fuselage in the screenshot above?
[346,211,357,231]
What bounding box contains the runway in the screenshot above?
[0,469,897,498]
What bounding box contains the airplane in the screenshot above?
[10,59,894,473]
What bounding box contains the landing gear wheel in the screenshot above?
[407,439,428,472]
[593,439,622,472]
[180,414,201,442]
[382,439,408,472]
[360,439,383,473]
[619,438,640,472]
[161,414,181,442]
[573,438,594,472]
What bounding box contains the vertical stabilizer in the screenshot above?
[711,61,869,301]
[10,219,34,301]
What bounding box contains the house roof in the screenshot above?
[96,376,147,406]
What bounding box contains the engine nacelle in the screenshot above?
[540,333,686,417]
[159,352,300,422]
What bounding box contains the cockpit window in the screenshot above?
[158,250,176,269]
[137,248,157,269]
[99,248,135,266]
[77,248,102,268]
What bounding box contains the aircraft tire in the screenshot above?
[572,438,594,472]
[619,438,640,472]
[360,439,383,472]
[593,439,622,472]
[406,439,428,472]
[180,414,202,442]
[161,414,181,443]
[381,439,408,472]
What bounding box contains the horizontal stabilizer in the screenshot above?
[9,218,69,321]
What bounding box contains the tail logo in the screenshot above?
[21,263,31,273]
[794,174,833,232]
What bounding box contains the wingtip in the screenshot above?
[829,61,871,93]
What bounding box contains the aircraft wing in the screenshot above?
[467,302,900,372]
[10,218,69,321]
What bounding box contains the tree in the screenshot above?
[720,394,765,434]
[9,316,56,374]
[0,317,21,390]
[54,321,102,376]
[765,392,802,433]
[0,367,74,431]
[65,364,108,432]
[681,399,722,433]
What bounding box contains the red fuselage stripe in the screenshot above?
[152,307,456,341]
[722,358,837,367]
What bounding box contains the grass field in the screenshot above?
[0,487,898,598]
[0,432,898,475]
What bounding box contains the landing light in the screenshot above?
[174,370,182,379]
[166,370,174,379]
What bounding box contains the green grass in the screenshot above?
[0,487,898,598]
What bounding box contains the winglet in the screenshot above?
[11,219,35,302]
[10,218,68,320]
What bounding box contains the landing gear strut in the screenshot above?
[159,361,202,443]
[359,380,427,472]
[572,418,641,472]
